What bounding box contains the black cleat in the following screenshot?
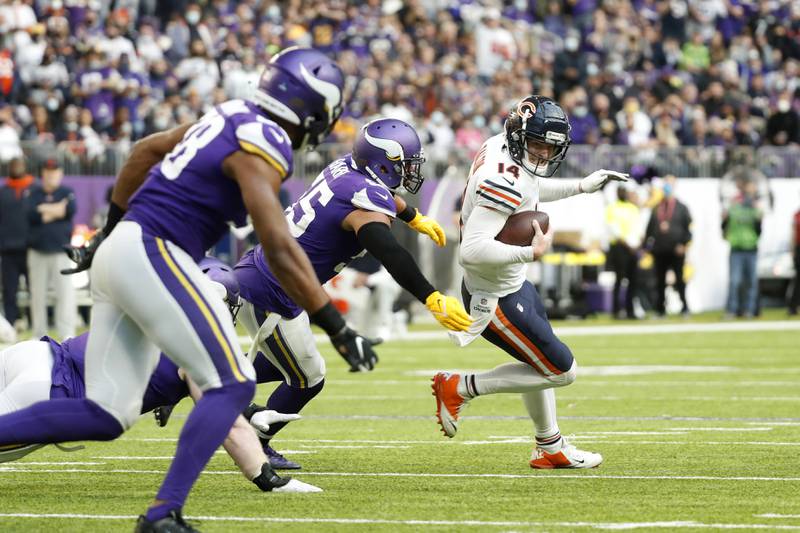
[252,462,292,492]
[153,405,176,428]
[135,510,199,533]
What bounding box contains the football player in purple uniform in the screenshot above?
[0,258,319,494]
[232,118,473,468]
[0,47,371,533]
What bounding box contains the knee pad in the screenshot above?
[549,361,577,387]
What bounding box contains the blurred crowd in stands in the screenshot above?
[0,0,798,172]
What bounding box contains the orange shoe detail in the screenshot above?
[529,449,573,469]
[431,372,466,438]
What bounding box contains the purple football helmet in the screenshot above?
[199,256,242,322]
[251,47,345,150]
[352,118,426,193]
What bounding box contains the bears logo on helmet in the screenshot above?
[505,95,571,178]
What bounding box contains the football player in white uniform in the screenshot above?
[432,96,628,469]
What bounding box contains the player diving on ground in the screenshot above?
[0,257,319,493]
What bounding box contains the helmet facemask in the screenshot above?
[519,138,569,178]
[300,102,343,149]
[398,152,426,193]
[227,295,243,325]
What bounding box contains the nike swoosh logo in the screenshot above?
[500,177,514,186]
[376,192,389,200]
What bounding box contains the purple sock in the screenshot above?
[144,502,174,523]
[264,380,324,438]
[0,398,123,445]
[152,379,254,512]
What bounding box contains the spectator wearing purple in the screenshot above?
[113,54,149,139]
[72,48,118,130]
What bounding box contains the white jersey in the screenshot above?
[460,133,539,297]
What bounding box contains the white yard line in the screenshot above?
[0,513,799,530]
[1,467,800,482]
[6,462,105,465]
[236,320,800,346]
[757,514,800,519]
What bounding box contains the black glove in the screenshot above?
[61,231,105,275]
[330,326,379,372]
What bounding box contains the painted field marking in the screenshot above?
[5,462,105,466]
[2,467,800,483]
[406,365,740,377]
[296,444,411,449]
[240,320,800,346]
[2,513,800,530]
[757,514,800,519]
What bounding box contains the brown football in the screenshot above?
[495,210,550,246]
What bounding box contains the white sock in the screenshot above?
[464,362,555,396]
[522,388,562,452]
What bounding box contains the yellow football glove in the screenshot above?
[425,291,473,332]
[408,210,446,247]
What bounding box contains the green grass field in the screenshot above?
[1,318,799,532]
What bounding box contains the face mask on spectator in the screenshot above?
[573,105,588,117]
[186,11,201,25]
[565,37,579,52]
[154,115,170,130]
[778,99,791,113]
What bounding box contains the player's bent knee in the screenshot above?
[548,361,577,387]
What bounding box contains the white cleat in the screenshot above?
[273,478,323,493]
[529,438,603,469]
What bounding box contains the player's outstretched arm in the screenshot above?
[578,169,629,194]
[226,151,379,372]
[61,122,195,275]
[394,195,446,247]
[346,210,472,332]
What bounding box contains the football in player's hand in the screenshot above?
[495,210,549,246]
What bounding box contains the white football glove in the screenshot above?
[579,169,629,193]
[530,220,554,261]
[249,410,302,439]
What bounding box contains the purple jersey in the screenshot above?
[126,99,294,261]
[235,154,396,317]
[77,68,117,125]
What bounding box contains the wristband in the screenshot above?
[397,205,416,223]
[309,301,346,337]
[103,201,126,235]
